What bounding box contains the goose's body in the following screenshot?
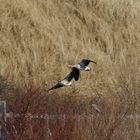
[47,67,79,91]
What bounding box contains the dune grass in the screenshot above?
[0,0,139,139]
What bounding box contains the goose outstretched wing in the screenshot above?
[47,83,64,91]
[64,67,80,81]
[79,59,96,67]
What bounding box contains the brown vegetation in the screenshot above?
[4,88,139,140]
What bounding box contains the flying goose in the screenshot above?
[92,104,101,113]
[47,67,80,91]
[68,59,96,71]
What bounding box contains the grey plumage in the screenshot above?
[64,67,80,81]
[68,59,96,71]
[79,59,96,68]
[47,83,64,91]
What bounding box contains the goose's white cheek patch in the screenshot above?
[85,66,91,71]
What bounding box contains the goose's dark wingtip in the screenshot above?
[91,60,97,64]
[47,88,54,92]
[45,88,52,93]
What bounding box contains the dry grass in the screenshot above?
[0,0,139,94]
[0,0,140,139]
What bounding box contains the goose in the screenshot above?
[68,59,96,71]
[47,67,80,91]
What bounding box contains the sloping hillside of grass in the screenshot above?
[0,0,139,96]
